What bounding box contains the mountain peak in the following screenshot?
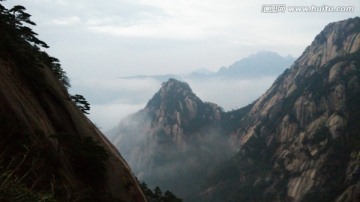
[146,78,197,110]
[113,78,226,200]
[296,17,360,68]
[313,16,360,47]
[160,78,192,93]
[135,78,222,144]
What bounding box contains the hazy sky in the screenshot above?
[3,0,359,78]
[2,1,359,131]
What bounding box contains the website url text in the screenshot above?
[261,4,355,13]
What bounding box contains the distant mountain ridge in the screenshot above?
[120,51,295,80]
[216,51,294,78]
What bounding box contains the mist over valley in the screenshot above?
[71,51,294,131]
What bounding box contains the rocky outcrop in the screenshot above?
[112,78,231,201]
[143,78,222,147]
[113,78,224,153]
[201,17,360,202]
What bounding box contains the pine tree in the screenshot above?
[70,94,90,114]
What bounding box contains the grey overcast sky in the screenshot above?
[3,0,359,79]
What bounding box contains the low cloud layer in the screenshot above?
[111,108,235,200]
[69,76,276,132]
[185,77,275,110]
[69,78,161,130]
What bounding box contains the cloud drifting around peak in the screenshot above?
[185,77,276,110]
[69,76,276,131]
[69,78,162,130]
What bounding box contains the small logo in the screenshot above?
[261,4,286,13]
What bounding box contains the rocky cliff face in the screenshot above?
[201,17,360,202]
[142,78,222,148]
[0,57,147,202]
[113,78,233,200]
[0,4,146,201]
[0,59,146,202]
